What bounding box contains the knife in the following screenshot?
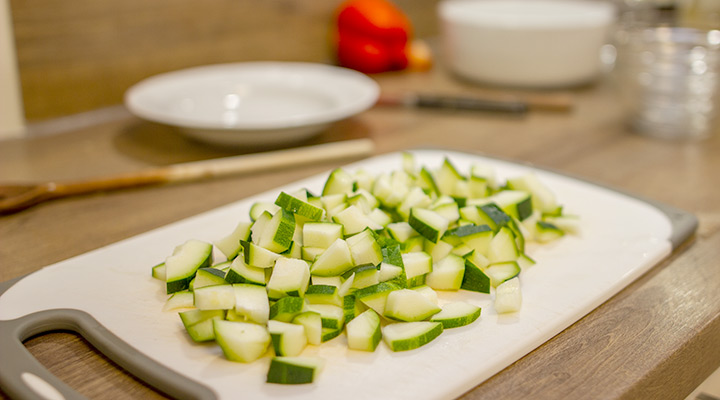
[378,93,573,114]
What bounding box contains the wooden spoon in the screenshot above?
[0,139,375,215]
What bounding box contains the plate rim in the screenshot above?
[123,61,380,132]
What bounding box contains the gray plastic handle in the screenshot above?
[0,280,216,400]
[645,199,698,249]
[0,150,699,400]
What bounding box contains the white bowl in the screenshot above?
[439,0,617,88]
[124,62,379,146]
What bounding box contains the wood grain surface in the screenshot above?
[1,63,720,400]
[8,0,440,121]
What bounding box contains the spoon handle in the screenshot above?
[50,139,375,198]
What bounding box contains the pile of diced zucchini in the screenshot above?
[151,153,577,384]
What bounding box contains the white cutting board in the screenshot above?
[0,150,692,400]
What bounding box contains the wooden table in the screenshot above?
[1,67,719,400]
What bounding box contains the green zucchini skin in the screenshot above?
[151,153,576,385]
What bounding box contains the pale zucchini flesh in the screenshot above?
[346,309,382,352]
[303,222,344,249]
[165,240,213,294]
[384,289,441,322]
[309,238,354,277]
[266,257,310,299]
[233,283,270,324]
[150,153,576,385]
[485,261,521,288]
[382,321,444,352]
[426,254,465,291]
[179,309,225,342]
[194,284,235,310]
[495,277,522,314]
[192,268,228,289]
[268,320,308,357]
[408,207,449,243]
[304,284,342,306]
[224,257,266,286]
[163,290,194,312]
[293,311,323,345]
[213,319,271,363]
[151,263,166,280]
[430,301,482,329]
[213,221,251,260]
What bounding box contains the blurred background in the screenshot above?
[0,0,439,132]
[1,0,716,136]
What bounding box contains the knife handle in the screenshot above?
[413,95,528,114]
[0,307,216,400]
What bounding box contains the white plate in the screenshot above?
[124,62,380,146]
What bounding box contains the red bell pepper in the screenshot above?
[334,0,413,74]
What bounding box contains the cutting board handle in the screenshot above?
[0,308,216,400]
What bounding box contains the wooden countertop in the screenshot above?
[1,67,719,400]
